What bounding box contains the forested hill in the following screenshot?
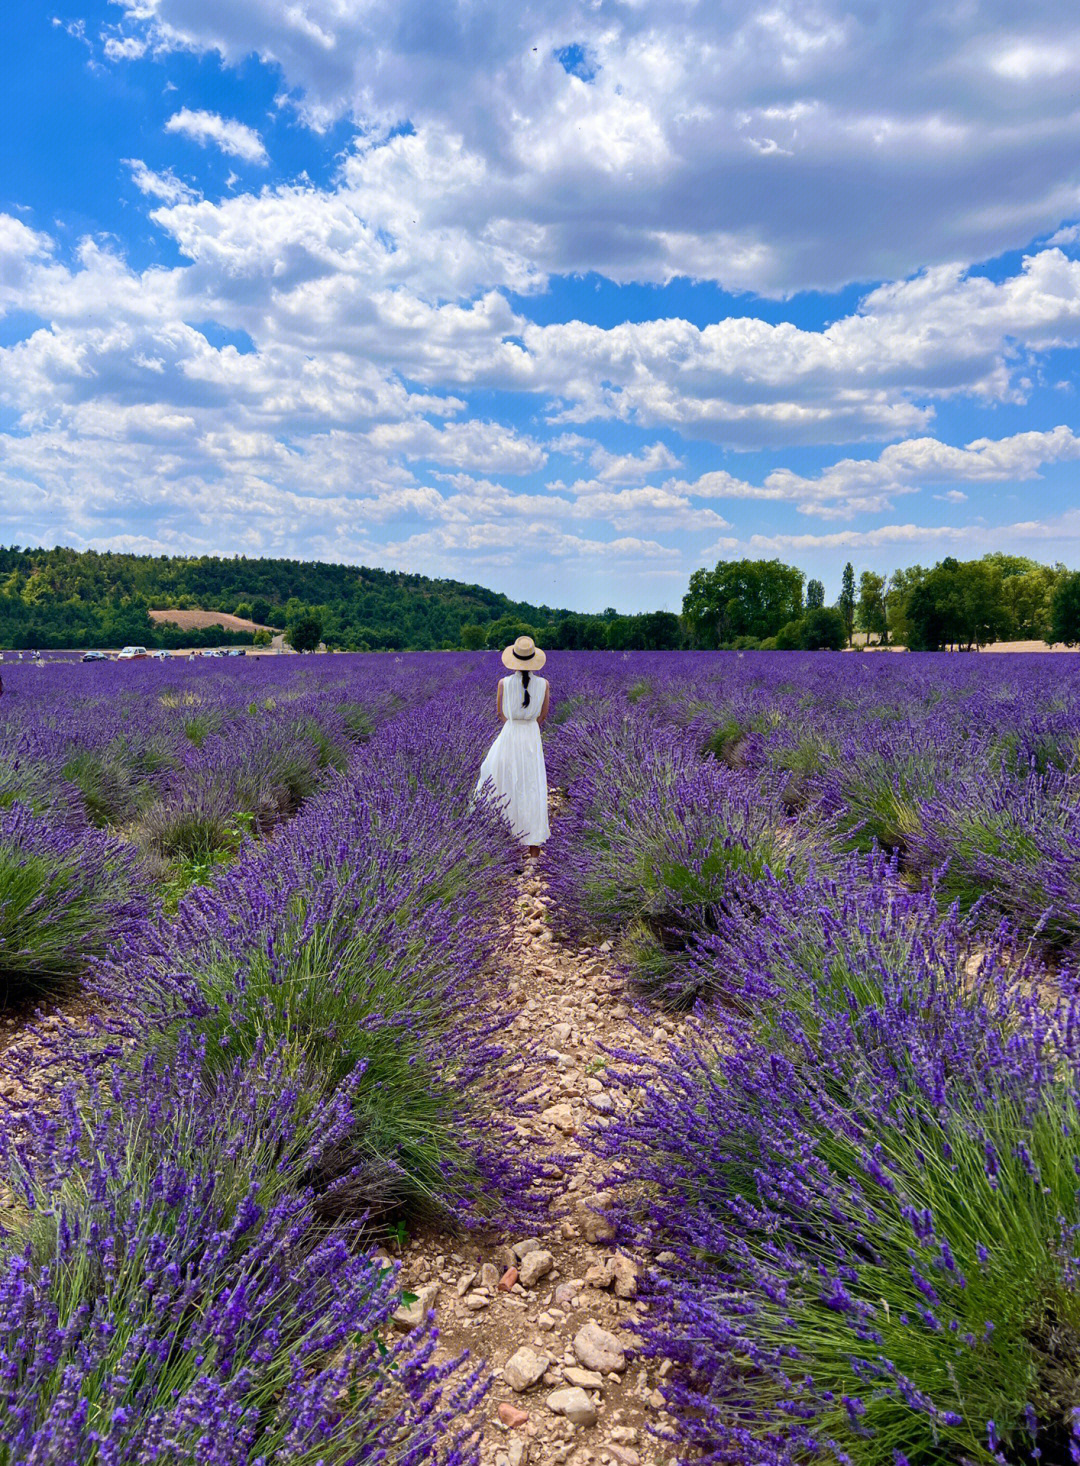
[0,545,583,651]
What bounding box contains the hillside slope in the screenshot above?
[0,545,578,650]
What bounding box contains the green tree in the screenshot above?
[286,613,323,653]
[234,600,253,621]
[637,610,683,649]
[856,570,888,644]
[555,616,584,650]
[988,558,1062,640]
[906,558,1008,651]
[838,562,856,645]
[250,596,273,626]
[606,616,647,650]
[683,559,804,647]
[1049,571,1080,646]
[799,606,847,650]
[579,617,608,649]
[484,616,534,650]
[885,565,927,648]
[806,578,825,610]
[253,628,271,647]
[460,622,487,649]
[775,620,803,650]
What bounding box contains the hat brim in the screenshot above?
[501,646,546,670]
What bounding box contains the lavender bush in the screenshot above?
[545,701,819,1003]
[598,862,1080,1463]
[907,764,1080,956]
[0,803,148,998]
[87,693,542,1229]
[0,1030,485,1465]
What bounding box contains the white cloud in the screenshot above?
[737,524,972,553]
[4,196,1080,605]
[366,419,546,474]
[125,159,198,205]
[110,0,1080,294]
[117,151,1080,446]
[165,108,268,165]
[510,252,1080,445]
[0,216,53,314]
[588,441,682,482]
[103,35,147,60]
[702,506,1080,562]
[671,426,1080,517]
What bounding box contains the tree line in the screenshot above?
[4,544,1080,654]
[682,553,1080,651]
[0,545,683,652]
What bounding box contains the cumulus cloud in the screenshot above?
[366,419,547,474]
[109,0,1080,294]
[670,426,1080,517]
[165,108,268,164]
[103,35,147,60]
[732,524,973,553]
[708,506,1080,560]
[132,153,1080,444]
[126,159,198,205]
[588,441,683,482]
[4,189,1080,602]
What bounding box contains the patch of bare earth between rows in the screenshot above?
[394,867,688,1466]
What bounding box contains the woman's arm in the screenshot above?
[497,681,506,723]
[538,682,551,726]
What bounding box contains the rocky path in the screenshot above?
[392,865,687,1466]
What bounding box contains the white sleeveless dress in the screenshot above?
[476,673,550,846]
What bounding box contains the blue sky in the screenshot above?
[1,1,1079,612]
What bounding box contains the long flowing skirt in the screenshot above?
[476,720,550,845]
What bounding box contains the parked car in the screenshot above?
[151,650,170,661]
[117,646,149,661]
[82,650,107,662]
[226,647,247,657]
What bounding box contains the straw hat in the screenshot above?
[501,634,546,671]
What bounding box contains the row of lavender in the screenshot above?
[545,652,1080,1465]
[8,647,1080,1461]
[0,655,435,996]
[0,655,545,1462]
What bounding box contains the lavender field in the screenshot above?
[3,650,1080,1464]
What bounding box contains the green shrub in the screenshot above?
[775,619,802,650]
[798,606,847,650]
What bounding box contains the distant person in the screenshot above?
[476,636,551,859]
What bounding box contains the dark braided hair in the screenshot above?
[520,670,530,707]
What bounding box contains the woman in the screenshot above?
[476,635,551,857]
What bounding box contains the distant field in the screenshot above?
[852,633,1077,652]
[148,607,271,633]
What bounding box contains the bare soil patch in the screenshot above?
[849,634,1079,653]
[148,607,272,633]
[392,866,684,1466]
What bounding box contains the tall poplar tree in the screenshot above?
[839,562,856,645]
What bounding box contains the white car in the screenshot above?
[116,646,149,660]
[151,649,170,661]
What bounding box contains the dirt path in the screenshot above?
[393,865,686,1466]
